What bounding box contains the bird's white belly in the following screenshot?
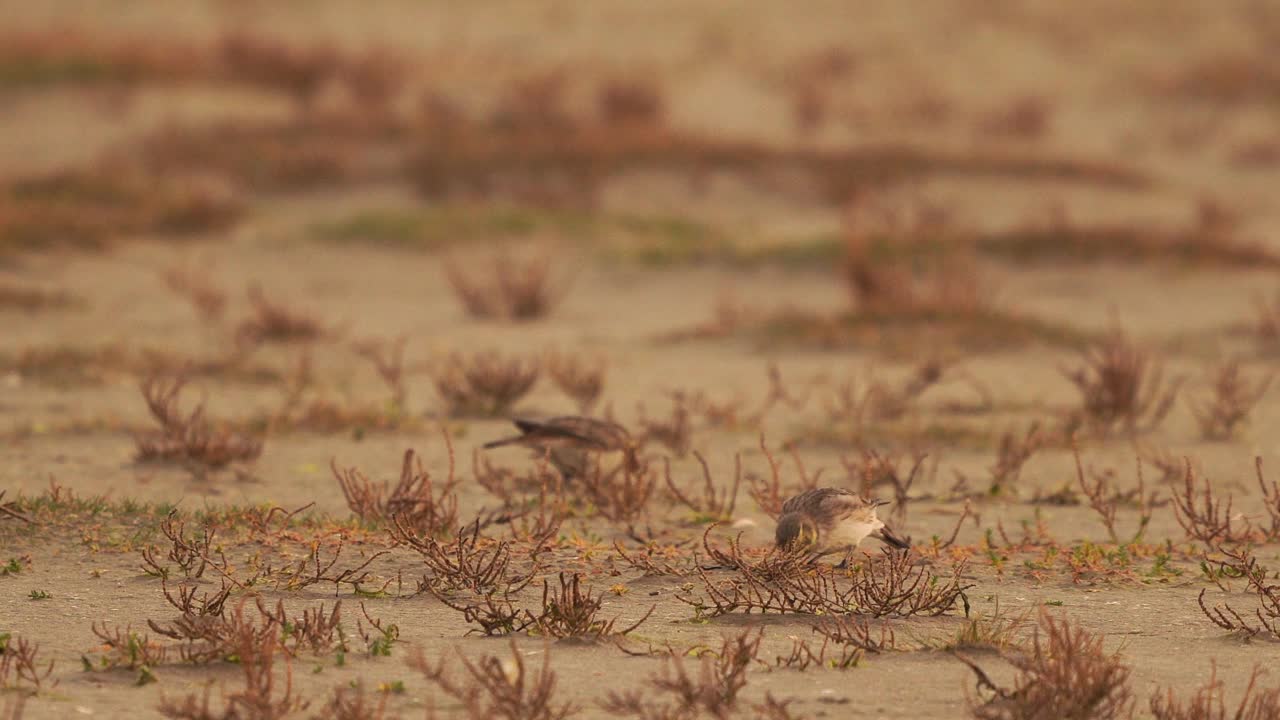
[824,517,882,550]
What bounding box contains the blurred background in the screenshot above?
[2,0,1279,475]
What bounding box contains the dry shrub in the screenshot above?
[1061,325,1182,435]
[825,360,945,428]
[332,446,459,536]
[157,601,306,720]
[0,490,32,524]
[0,633,56,692]
[841,202,988,318]
[352,336,409,412]
[600,630,761,720]
[811,614,897,654]
[133,374,263,472]
[637,391,693,456]
[1171,460,1254,546]
[0,26,201,87]
[162,264,227,323]
[444,251,566,321]
[409,641,579,720]
[0,282,79,311]
[958,611,1132,720]
[235,285,327,347]
[1189,361,1273,440]
[663,453,740,524]
[1253,288,1280,344]
[1198,545,1280,640]
[530,572,653,640]
[679,531,969,619]
[432,350,539,417]
[1151,665,1280,720]
[215,32,405,117]
[390,518,540,596]
[1072,452,1157,544]
[410,100,1145,208]
[0,166,241,253]
[842,449,924,523]
[976,95,1052,139]
[217,31,341,107]
[596,78,665,128]
[579,458,656,525]
[138,122,368,191]
[545,351,606,413]
[313,681,392,720]
[950,423,1043,498]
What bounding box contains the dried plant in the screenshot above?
[596,78,665,128]
[579,458,656,525]
[985,424,1044,497]
[444,251,566,321]
[530,572,653,640]
[312,681,392,720]
[842,449,923,524]
[0,281,79,311]
[1151,664,1280,720]
[88,623,170,676]
[611,541,693,578]
[1073,451,1158,544]
[1198,546,1280,640]
[679,532,969,619]
[772,636,861,671]
[1,693,27,720]
[162,264,227,323]
[409,641,579,720]
[744,436,814,519]
[133,374,263,473]
[1188,361,1273,440]
[1171,460,1253,546]
[157,601,305,720]
[432,350,539,417]
[0,634,56,691]
[390,518,538,595]
[1257,457,1280,542]
[600,630,761,720]
[545,351,606,413]
[842,204,988,319]
[235,284,326,348]
[1061,326,1182,435]
[1252,288,1280,343]
[958,611,1133,720]
[0,490,32,524]
[637,391,693,456]
[352,336,409,413]
[663,453,740,523]
[141,511,215,580]
[811,614,897,654]
[332,446,460,536]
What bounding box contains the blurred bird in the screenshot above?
[482,416,640,481]
[775,487,910,562]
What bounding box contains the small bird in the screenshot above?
[482,416,640,481]
[775,487,910,561]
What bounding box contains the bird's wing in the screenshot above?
[512,417,603,447]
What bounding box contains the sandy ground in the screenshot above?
[3,1,1280,718]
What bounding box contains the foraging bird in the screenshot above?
[482,416,640,481]
[775,487,910,561]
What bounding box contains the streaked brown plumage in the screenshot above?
[775,487,909,560]
[482,416,639,480]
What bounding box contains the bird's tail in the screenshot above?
[482,436,525,450]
